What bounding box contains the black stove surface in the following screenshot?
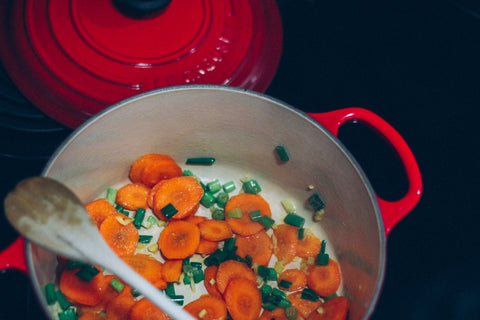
[1,0,479,319]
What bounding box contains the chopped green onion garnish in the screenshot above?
[325,292,338,301]
[183,169,195,176]
[58,308,76,320]
[259,215,275,229]
[147,215,158,226]
[281,199,296,214]
[284,213,305,228]
[249,210,262,222]
[200,192,216,208]
[55,290,71,310]
[66,260,87,270]
[260,284,272,299]
[115,204,124,212]
[109,277,125,293]
[263,301,277,311]
[298,227,305,240]
[278,298,292,309]
[216,192,229,208]
[272,287,286,298]
[316,253,329,265]
[170,295,185,305]
[222,181,236,193]
[224,237,237,252]
[161,203,178,219]
[186,157,215,165]
[212,209,225,220]
[285,306,298,320]
[320,239,327,254]
[275,145,290,162]
[301,288,320,301]
[245,254,253,267]
[308,193,326,211]
[106,188,117,205]
[165,283,175,297]
[138,235,153,244]
[278,279,292,289]
[242,179,262,194]
[131,288,141,297]
[191,262,203,270]
[207,179,222,193]
[192,269,204,283]
[133,208,146,229]
[227,208,243,219]
[258,265,277,281]
[75,264,100,282]
[45,283,56,305]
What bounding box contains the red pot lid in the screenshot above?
[0,0,282,128]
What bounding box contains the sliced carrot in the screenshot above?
[224,193,272,236]
[184,295,227,320]
[105,287,137,320]
[235,230,273,267]
[85,199,118,228]
[278,269,308,292]
[161,259,183,283]
[215,259,257,294]
[121,254,167,289]
[99,213,139,256]
[203,265,222,299]
[297,228,322,258]
[273,224,299,264]
[147,180,166,209]
[307,259,342,298]
[130,154,182,187]
[198,219,233,241]
[158,220,200,259]
[184,214,207,225]
[59,266,107,306]
[224,277,262,320]
[196,238,219,256]
[152,176,204,220]
[287,291,323,319]
[78,312,106,320]
[258,307,289,320]
[306,296,349,320]
[130,297,172,320]
[115,183,150,211]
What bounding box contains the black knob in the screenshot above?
[114,0,172,18]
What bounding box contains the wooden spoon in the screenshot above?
[3,176,195,320]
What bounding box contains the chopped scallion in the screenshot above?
[249,210,262,222]
[133,208,146,229]
[186,157,215,165]
[106,188,117,205]
[147,215,158,226]
[308,193,326,211]
[245,254,253,267]
[298,227,305,240]
[109,277,125,293]
[285,306,298,320]
[316,252,329,266]
[301,288,320,301]
[215,192,229,208]
[192,269,204,283]
[278,279,292,289]
[66,260,87,270]
[275,145,290,162]
[200,192,216,208]
[278,298,292,309]
[320,239,327,254]
[131,288,141,297]
[227,208,243,219]
[138,235,153,244]
[183,169,195,176]
[212,209,225,220]
[169,295,185,305]
[165,283,175,297]
[55,290,71,310]
[284,213,305,228]
[281,199,296,214]
[115,204,124,212]
[58,308,76,320]
[257,265,277,281]
[207,179,222,193]
[44,283,56,305]
[75,264,100,282]
[161,203,178,219]
[222,181,236,193]
[147,243,159,253]
[258,215,275,229]
[242,179,262,194]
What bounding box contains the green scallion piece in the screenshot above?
[227,208,243,219]
[131,288,141,297]
[58,308,76,320]
[316,252,330,265]
[165,283,175,297]
[222,181,236,193]
[191,261,203,270]
[215,192,229,208]
[281,199,296,214]
[301,288,320,301]
[320,239,327,254]
[138,235,153,244]
[192,269,204,283]
[183,169,195,176]
[200,192,216,208]
[272,287,286,299]
[109,277,125,293]
[170,295,185,306]
[186,157,215,165]
[115,204,124,212]
[285,306,298,320]
[308,193,326,211]
[147,215,158,226]
[298,227,305,240]
[245,254,253,267]
[278,279,292,290]
[161,203,178,219]
[259,215,275,229]
[66,260,87,270]
[263,301,277,311]
[249,210,262,222]
[325,293,338,301]
[224,237,237,252]
[212,209,225,220]
[275,145,290,162]
[75,264,100,282]
[260,284,272,299]
[133,208,146,229]
[45,283,56,305]
[284,213,305,228]
[242,179,262,194]
[278,298,292,309]
[55,290,71,310]
[106,188,117,205]
[120,210,130,217]
[258,265,277,281]
[207,179,222,193]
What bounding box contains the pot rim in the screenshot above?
[26,84,386,320]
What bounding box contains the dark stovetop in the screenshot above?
[1,0,479,319]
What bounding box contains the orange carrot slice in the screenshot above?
[198,219,233,241]
[235,230,273,267]
[115,183,150,211]
[130,154,182,187]
[184,214,207,225]
[215,259,257,294]
[278,269,308,291]
[78,312,106,320]
[287,291,323,319]
[258,307,289,320]
[99,213,139,256]
[224,277,262,320]
[104,287,137,320]
[297,229,322,258]
[306,259,342,298]
[130,298,172,320]
[85,199,118,228]
[203,265,222,299]
[121,254,167,289]
[152,176,204,220]
[59,266,107,306]
[224,193,272,236]
[196,239,219,256]
[273,224,299,264]
[161,259,183,283]
[158,220,200,259]
[306,296,349,320]
[183,295,227,320]
[147,180,166,209]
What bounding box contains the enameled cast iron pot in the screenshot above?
[0,85,422,319]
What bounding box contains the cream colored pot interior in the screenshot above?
[27,86,385,320]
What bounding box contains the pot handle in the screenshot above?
[0,237,28,273]
[307,108,422,235]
